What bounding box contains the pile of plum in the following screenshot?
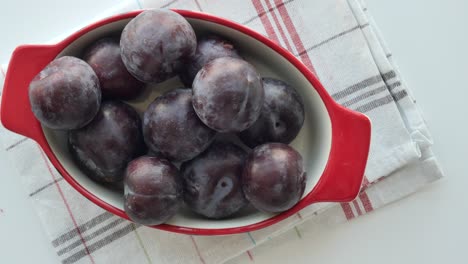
[28,9,307,225]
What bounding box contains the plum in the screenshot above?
[83,37,144,100]
[143,89,216,162]
[68,101,145,183]
[29,56,101,130]
[179,35,241,87]
[192,57,264,132]
[124,156,182,225]
[120,9,196,83]
[181,142,248,219]
[242,143,306,213]
[239,77,304,147]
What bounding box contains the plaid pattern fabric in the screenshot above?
[0,0,443,263]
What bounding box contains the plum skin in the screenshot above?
[120,9,197,83]
[179,35,242,87]
[192,57,264,133]
[29,56,101,130]
[181,142,249,219]
[143,89,216,162]
[68,101,145,183]
[83,37,144,100]
[242,143,306,213]
[124,156,182,225]
[239,77,305,148]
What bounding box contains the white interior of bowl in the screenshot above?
[43,16,332,229]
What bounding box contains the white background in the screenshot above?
[1,0,467,263]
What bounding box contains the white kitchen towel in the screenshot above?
[0,0,443,264]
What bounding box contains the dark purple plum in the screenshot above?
[239,78,305,148]
[83,37,144,100]
[192,57,264,133]
[68,101,145,183]
[143,89,216,162]
[124,156,182,225]
[181,142,248,219]
[179,35,242,87]
[120,9,196,83]
[29,56,101,130]
[242,143,306,213]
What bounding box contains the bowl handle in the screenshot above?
[1,45,61,142]
[304,103,371,204]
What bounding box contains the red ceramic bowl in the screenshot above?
[0,10,371,235]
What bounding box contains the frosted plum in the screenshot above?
[83,37,144,100]
[124,156,182,225]
[120,9,196,83]
[68,101,145,183]
[192,57,264,132]
[242,143,306,213]
[143,89,216,162]
[181,142,248,219]
[29,56,101,130]
[179,35,241,87]
[239,78,304,147]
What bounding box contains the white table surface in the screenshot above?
[1,0,467,263]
